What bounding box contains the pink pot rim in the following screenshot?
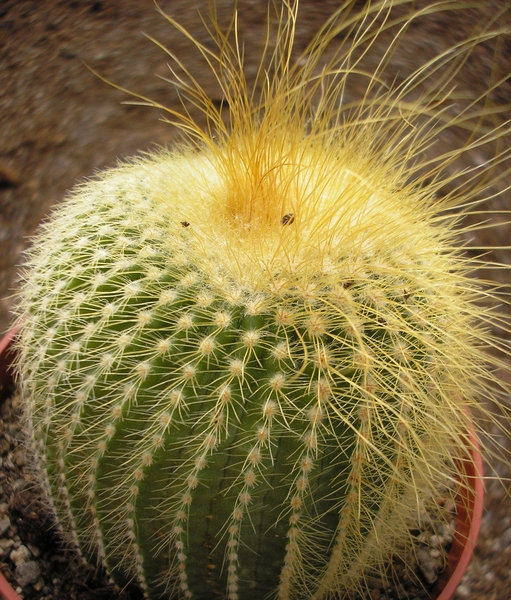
[432,423,484,600]
[0,327,18,396]
[0,328,484,600]
[0,328,22,600]
[0,570,21,600]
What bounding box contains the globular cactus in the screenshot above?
[13,1,511,599]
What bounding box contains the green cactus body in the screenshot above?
[18,150,478,599]
[14,1,509,599]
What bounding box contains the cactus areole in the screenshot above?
[13,2,510,600]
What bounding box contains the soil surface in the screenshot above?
[1,1,511,599]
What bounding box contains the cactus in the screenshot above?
[13,1,511,599]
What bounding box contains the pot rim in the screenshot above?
[0,328,484,600]
[432,421,484,600]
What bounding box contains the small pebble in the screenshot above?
[501,526,511,544]
[0,515,11,535]
[27,542,41,558]
[454,583,471,598]
[0,537,14,549]
[0,438,10,455]
[33,576,45,591]
[15,560,41,587]
[416,547,438,584]
[11,544,32,565]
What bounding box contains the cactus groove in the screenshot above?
[13,1,511,599]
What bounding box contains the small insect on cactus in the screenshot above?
[13,1,511,599]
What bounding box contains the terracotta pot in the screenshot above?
[0,327,18,400]
[431,419,484,600]
[0,327,22,600]
[0,329,483,600]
